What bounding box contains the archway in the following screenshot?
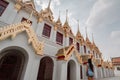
[37,56,54,80]
[0,48,27,80]
[67,60,76,80]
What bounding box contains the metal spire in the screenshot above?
[57,10,61,21]
[66,9,68,22]
[59,10,60,18]
[85,26,88,39]
[92,33,95,45]
[77,20,80,32]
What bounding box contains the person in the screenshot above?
[86,58,94,80]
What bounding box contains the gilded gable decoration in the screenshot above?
[93,58,102,67]
[23,0,36,9]
[56,44,82,64]
[15,0,36,12]
[0,21,44,55]
[38,0,54,23]
[14,3,22,12]
[80,54,91,65]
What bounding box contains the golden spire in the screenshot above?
[56,10,61,23]
[54,10,62,30]
[48,0,52,9]
[63,9,70,28]
[76,20,82,37]
[85,27,92,46]
[63,9,71,37]
[63,9,69,27]
[92,33,95,45]
[85,27,88,39]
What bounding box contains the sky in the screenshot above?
[34,0,120,61]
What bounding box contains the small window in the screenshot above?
[88,51,90,54]
[0,0,9,16]
[69,37,73,45]
[117,67,120,71]
[56,32,63,45]
[42,24,51,38]
[76,42,80,52]
[21,17,32,25]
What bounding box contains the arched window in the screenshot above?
[0,49,25,80]
[69,37,73,45]
[76,42,80,52]
[37,56,54,80]
[84,45,86,53]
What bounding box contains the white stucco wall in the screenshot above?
[114,66,120,76]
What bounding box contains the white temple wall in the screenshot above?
[82,65,87,79]
[13,9,38,31]
[0,32,41,80]
[94,66,98,79]
[55,53,81,80]
[114,65,120,76]
[0,1,17,26]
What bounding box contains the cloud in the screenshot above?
[84,0,120,60]
[110,31,120,44]
[35,0,61,11]
[35,0,41,5]
[53,0,61,6]
[86,0,120,31]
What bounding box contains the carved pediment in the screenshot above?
[0,21,44,55]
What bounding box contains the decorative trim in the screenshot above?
[14,3,22,12]
[0,21,44,55]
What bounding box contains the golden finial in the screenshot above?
[48,0,52,9]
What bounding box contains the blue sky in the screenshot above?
[34,0,120,60]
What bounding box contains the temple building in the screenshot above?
[0,0,114,80]
[112,57,120,76]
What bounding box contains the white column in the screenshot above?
[56,61,67,80]
[94,66,98,79]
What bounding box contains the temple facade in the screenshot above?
[0,0,114,80]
